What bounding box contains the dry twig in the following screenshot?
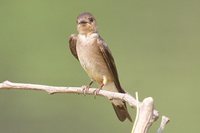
[0,80,169,133]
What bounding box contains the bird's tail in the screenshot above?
[103,82,132,122]
[111,99,132,122]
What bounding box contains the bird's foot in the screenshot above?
[93,89,101,99]
[93,88,101,95]
[93,83,104,99]
[81,85,90,95]
[81,80,94,95]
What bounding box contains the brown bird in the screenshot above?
[69,12,132,122]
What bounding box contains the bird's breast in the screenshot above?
[76,36,100,69]
[76,35,112,83]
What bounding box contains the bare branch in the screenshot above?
[0,81,145,108]
[0,81,138,106]
[157,116,170,133]
[0,80,168,133]
[131,92,140,133]
[134,97,155,133]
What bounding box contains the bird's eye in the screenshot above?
[88,17,94,22]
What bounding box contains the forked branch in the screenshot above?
[0,80,169,133]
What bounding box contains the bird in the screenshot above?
[68,12,132,122]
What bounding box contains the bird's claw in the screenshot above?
[93,89,101,99]
[81,85,90,95]
[93,83,104,99]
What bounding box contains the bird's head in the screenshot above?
[76,12,97,35]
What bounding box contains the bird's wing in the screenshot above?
[69,34,79,60]
[97,36,125,93]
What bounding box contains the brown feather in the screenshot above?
[69,34,79,60]
[112,102,133,122]
[97,36,125,93]
[96,36,132,122]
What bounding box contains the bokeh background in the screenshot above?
[0,0,200,133]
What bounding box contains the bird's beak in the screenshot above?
[78,19,90,25]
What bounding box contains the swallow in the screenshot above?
[69,12,132,122]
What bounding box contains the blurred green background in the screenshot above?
[0,0,200,133]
